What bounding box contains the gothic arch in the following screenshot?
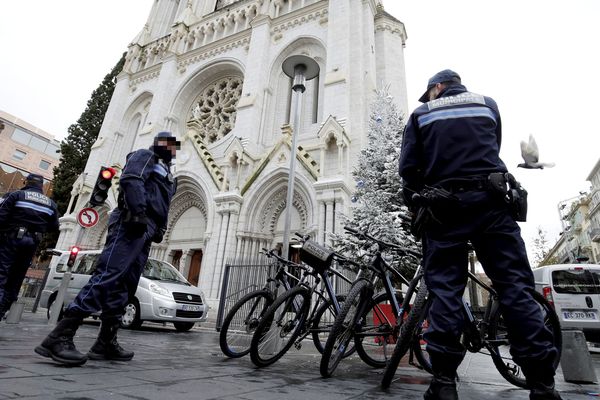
[113,91,154,164]
[264,36,327,144]
[168,59,245,142]
[242,168,315,235]
[164,175,209,242]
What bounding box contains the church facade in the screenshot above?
[56,0,408,307]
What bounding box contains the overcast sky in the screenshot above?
[0,1,598,257]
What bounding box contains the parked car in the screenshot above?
[533,263,600,342]
[39,250,209,331]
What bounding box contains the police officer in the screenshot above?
[399,70,561,400]
[0,174,59,321]
[35,132,179,366]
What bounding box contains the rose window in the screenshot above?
[187,77,243,144]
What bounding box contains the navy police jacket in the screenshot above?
[0,185,59,234]
[119,148,176,230]
[399,84,508,202]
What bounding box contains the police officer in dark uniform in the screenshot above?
[399,70,561,400]
[35,132,179,366]
[0,174,59,321]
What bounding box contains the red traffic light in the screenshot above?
[101,167,116,180]
[67,246,80,268]
[89,166,116,207]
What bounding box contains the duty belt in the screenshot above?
[0,228,43,241]
[435,177,489,193]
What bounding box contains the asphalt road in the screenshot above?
[1,311,599,399]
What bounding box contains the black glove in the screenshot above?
[152,228,166,243]
[125,212,148,238]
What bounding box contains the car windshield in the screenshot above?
[552,269,600,294]
[143,259,188,284]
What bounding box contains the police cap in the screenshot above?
[25,173,44,185]
[154,131,181,148]
[418,69,461,103]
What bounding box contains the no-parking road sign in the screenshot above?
[77,207,99,228]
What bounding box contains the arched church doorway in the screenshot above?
[188,250,203,286]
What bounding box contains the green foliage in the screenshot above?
[51,54,125,215]
[39,54,125,254]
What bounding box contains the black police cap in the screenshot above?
[418,69,461,103]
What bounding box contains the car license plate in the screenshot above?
[563,310,598,320]
[182,304,201,312]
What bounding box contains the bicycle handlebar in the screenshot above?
[343,226,422,258]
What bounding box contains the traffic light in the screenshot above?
[89,166,116,206]
[67,246,80,268]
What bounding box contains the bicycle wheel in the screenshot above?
[487,290,562,388]
[381,278,429,389]
[219,289,273,358]
[320,278,371,377]
[354,288,405,369]
[312,294,351,355]
[250,285,311,367]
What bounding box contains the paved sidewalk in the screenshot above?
[1,312,599,399]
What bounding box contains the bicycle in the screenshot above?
[381,257,562,390]
[249,239,358,367]
[219,248,303,358]
[320,227,422,377]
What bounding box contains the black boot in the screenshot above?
[522,359,563,399]
[424,376,458,400]
[87,318,134,361]
[529,383,562,400]
[35,316,87,366]
[424,352,460,400]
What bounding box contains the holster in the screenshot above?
[506,173,528,222]
[487,172,528,221]
[410,187,458,237]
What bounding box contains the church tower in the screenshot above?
[56,0,408,307]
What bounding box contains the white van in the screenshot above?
[533,263,600,342]
[39,250,209,332]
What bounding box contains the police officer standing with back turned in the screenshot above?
[0,173,59,321]
[399,70,561,400]
[35,132,179,366]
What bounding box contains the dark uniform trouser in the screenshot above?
[422,190,558,376]
[0,236,37,318]
[66,211,156,319]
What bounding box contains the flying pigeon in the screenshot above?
[517,134,555,169]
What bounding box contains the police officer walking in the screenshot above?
[35,132,179,366]
[0,174,59,321]
[399,70,561,400]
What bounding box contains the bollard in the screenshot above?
[5,300,26,324]
[560,328,598,383]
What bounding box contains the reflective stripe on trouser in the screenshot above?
[422,190,557,369]
[66,212,155,318]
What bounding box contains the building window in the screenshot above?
[39,160,51,170]
[187,76,243,144]
[11,128,31,146]
[215,0,242,10]
[12,149,27,161]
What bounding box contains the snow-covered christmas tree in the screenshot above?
[331,86,420,276]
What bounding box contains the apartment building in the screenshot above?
[0,110,60,196]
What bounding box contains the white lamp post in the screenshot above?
[281,55,319,259]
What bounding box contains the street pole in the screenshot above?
[281,55,319,260]
[48,224,86,325]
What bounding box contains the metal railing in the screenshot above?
[215,259,356,330]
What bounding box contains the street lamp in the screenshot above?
[281,55,319,259]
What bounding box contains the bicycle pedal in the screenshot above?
[294,342,302,350]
